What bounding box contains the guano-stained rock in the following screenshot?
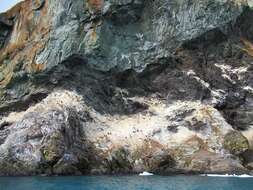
[0,0,253,176]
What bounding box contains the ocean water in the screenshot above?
[0,175,253,190]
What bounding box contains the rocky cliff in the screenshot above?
[0,0,253,176]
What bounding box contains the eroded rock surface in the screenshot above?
[0,0,253,175]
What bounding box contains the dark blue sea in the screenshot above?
[0,175,253,190]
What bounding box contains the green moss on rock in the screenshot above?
[223,131,249,155]
[107,147,132,173]
[41,134,64,164]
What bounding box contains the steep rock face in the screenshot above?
[0,0,247,85]
[0,0,253,175]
